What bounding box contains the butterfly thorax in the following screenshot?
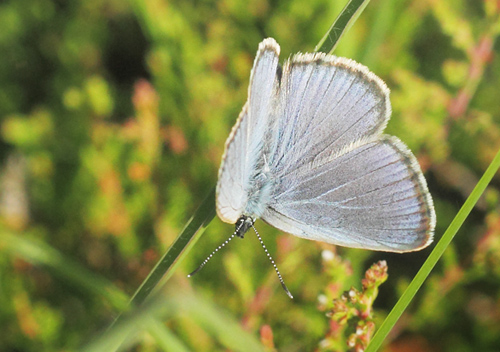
[243,154,274,220]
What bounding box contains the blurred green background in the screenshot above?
[1,0,500,351]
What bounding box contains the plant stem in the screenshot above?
[107,187,216,330]
[315,0,372,54]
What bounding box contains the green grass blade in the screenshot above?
[315,0,372,54]
[106,187,216,337]
[146,318,192,352]
[176,293,266,352]
[0,230,129,311]
[129,187,216,307]
[83,292,265,352]
[366,147,500,352]
[83,296,171,352]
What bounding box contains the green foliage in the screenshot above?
[1,0,500,351]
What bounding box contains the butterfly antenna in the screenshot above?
[251,224,293,299]
[187,222,244,277]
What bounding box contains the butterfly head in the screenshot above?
[235,215,256,238]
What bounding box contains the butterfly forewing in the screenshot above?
[216,39,281,224]
[269,55,391,176]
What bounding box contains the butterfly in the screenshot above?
[189,38,436,298]
[216,38,435,253]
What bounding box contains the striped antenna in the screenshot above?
[251,224,293,299]
[187,220,244,277]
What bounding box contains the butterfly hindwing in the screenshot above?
[263,136,435,252]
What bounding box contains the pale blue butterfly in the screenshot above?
[191,38,436,297]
